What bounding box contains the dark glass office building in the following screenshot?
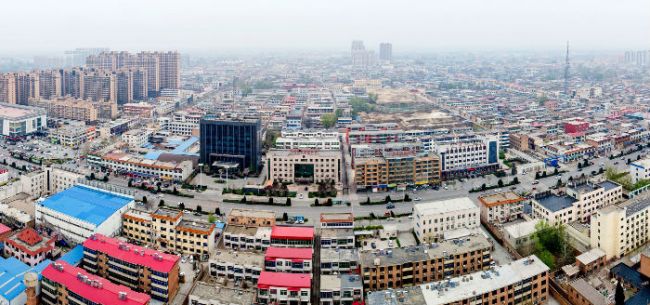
[200,117,262,173]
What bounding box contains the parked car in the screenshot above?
[386,202,395,209]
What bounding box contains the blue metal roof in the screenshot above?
[59,245,84,266]
[599,180,621,191]
[143,136,199,160]
[611,262,644,289]
[0,257,51,301]
[39,185,133,226]
[627,287,650,305]
[535,194,577,212]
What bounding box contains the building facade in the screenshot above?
[267,149,341,184]
[413,197,480,242]
[199,117,262,173]
[590,200,650,259]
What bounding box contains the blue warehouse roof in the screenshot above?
[39,185,133,226]
[59,245,84,266]
[0,257,50,302]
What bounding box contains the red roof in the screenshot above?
[257,271,311,290]
[271,226,314,241]
[83,234,179,273]
[17,228,43,246]
[0,223,11,235]
[265,247,313,261]
[42,261,151,305]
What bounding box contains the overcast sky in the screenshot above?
[0,0,647,56]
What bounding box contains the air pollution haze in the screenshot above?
[0,0,648,56]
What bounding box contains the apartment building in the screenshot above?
[14,72,39,105]
[41,261,151,305]
[228,208,276,227]
[630,158,650,183]
[122,128,153,148]
[264,247,313,273]
[223,226,272,250]
[87,152,193,181]
[320,274,363,305]
[413,197,480,242]
[38,70,62,99]
[366,256,549,305]
[590,199,650,259]
[208,249,263,283]
[360,235,493,291]
[566,180,623,222]
[0,74,17,104]
[28,97,98,122]
[354,153,440,190]
[267,149,341,184]
[82,234,180,302]
[531,193,577,225]
[82,69,116,102]
[257,271,311,305]
[320,248,359,275]
[478,191,526,224]
[122,208,216,255]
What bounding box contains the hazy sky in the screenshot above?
[0,0,647,56]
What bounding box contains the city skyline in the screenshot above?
[0,0,648,57]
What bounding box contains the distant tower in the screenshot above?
[379,43,393,63]
[24,272,39,305]
[564,41,570,96]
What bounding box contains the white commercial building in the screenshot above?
[35,185,134,243]
[121,128,153,148]
[531,194,577,225]
[275,130,341,150]
[413,197,480,242]
[566,180,624,222]
[433,135,499,179]
[590,199,650,259]
[267,149,341,184]
[0,103,47,137]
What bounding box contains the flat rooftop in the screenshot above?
[321,274,363,290]
[360,234,492,267]
[576,248,606,265]
[0,102,45,120]
[229,208,275,219]
[83,233,179,273]
[478,191,525,208]
[599,180,621,191]
[534,194,577,212]
[190,282,255,305]
[38,185,133,226]
[503,219,540,239]
[321,248,359,262]
[414,197,478,215]
[212,250,264,266]
[419,256,549,305]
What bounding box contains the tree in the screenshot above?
[615,281,625,305]
[157,185,161,192]
[103,175,109,183]
[268,197,274,205]
[497,179,504,187]
[282,212,288,221]
[327,198,333,206]
[511,165,517,176]
[366,197,371,205]
[481,183,486,191]
[158,200,165,207]
[556,179,562,187]
[321,113,337,129]
[215,207,221,215]
[90,172,96,180]
[128,179,133,187]
[554,167,558,175]
[404,194,411,202]
[537,250,556,270]
[286,198,291,206]
[314,199,319,206]
[241,196,247,203]
[196,205,203,213]
[583,159,589,167]
[142,196,148,204]
[512,177,519,184]
[578,163,583,169]
[173,186,178,195]
[385,195,392,203]
[179,202,185,210]
[535,172,541,179]
[208,214,217,223]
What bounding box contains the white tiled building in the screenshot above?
[267,149,341,184]
[413,197,480,242]
[590,199,650,259]
[566,180,623,222]
[630,158,650,183]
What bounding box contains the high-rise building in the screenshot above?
[38,70,62,99]
[64,47,109,67]
[14,72,39,105]
[60,68,85,99]
[199,117,262,174]
[82,69,116,102]
[351,40,375,68]
[115,69,133,105]
[158,51,181,90]
[379,42,392,62]
[86,51,179,97]
[0,74,16,104]
[131,68,148,101]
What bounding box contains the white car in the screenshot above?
[413,197,422,201]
